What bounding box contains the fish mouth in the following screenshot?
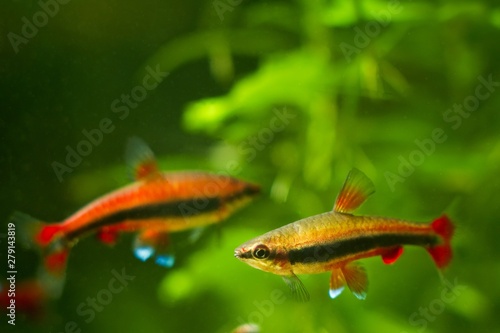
[234,247,251,259]
[234,247,243,258]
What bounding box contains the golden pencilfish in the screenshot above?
[235,168,453,301]
[15,137,260,296]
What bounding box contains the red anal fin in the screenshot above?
[381,246,404,265]
[97,228,119,246]
[333,168,375,213]
[341,262,368,300]
[125,137,161,181]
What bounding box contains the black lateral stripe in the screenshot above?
[288,233,439,265]
[65,196,221,241]
[65,183,258,242]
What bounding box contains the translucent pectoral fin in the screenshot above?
[282,274,310,302]
[188,227,206,243]
[333,168,375,213]
[329,268,346,299]
[341,262,368,300]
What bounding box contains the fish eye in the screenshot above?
[252,245,270,260]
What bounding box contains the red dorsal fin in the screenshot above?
[333,168,375,213]
[125,137,161,181]
[381,246,404,264]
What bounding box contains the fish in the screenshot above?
[14,137,260,296]
[234,168,454,301]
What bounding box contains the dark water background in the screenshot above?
[1,0,500,332]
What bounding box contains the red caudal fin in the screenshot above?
[427,215,455,269]
[13,211,64,248]
[12,211,68,297]
[13,211,65,256]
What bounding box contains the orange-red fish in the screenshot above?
[15,138,259,295]
[235,168,453,301]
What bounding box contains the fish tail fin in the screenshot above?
[12,211,68,297]
[13,211,46,249]
[427,215,454,269]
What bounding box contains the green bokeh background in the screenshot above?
[1,0,500,332]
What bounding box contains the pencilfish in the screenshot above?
[234,168,453,301]
[15,137,260,296]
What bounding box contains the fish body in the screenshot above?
[16,138,259,296]
[235,168,453,301]
[42,170,258,247]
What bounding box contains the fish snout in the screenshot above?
[234,246,251,260]
[234,247,243,258]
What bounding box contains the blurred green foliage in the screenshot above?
[2,0,500,332]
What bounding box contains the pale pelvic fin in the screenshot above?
[282,274,310,302]
[333,168,375,213]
